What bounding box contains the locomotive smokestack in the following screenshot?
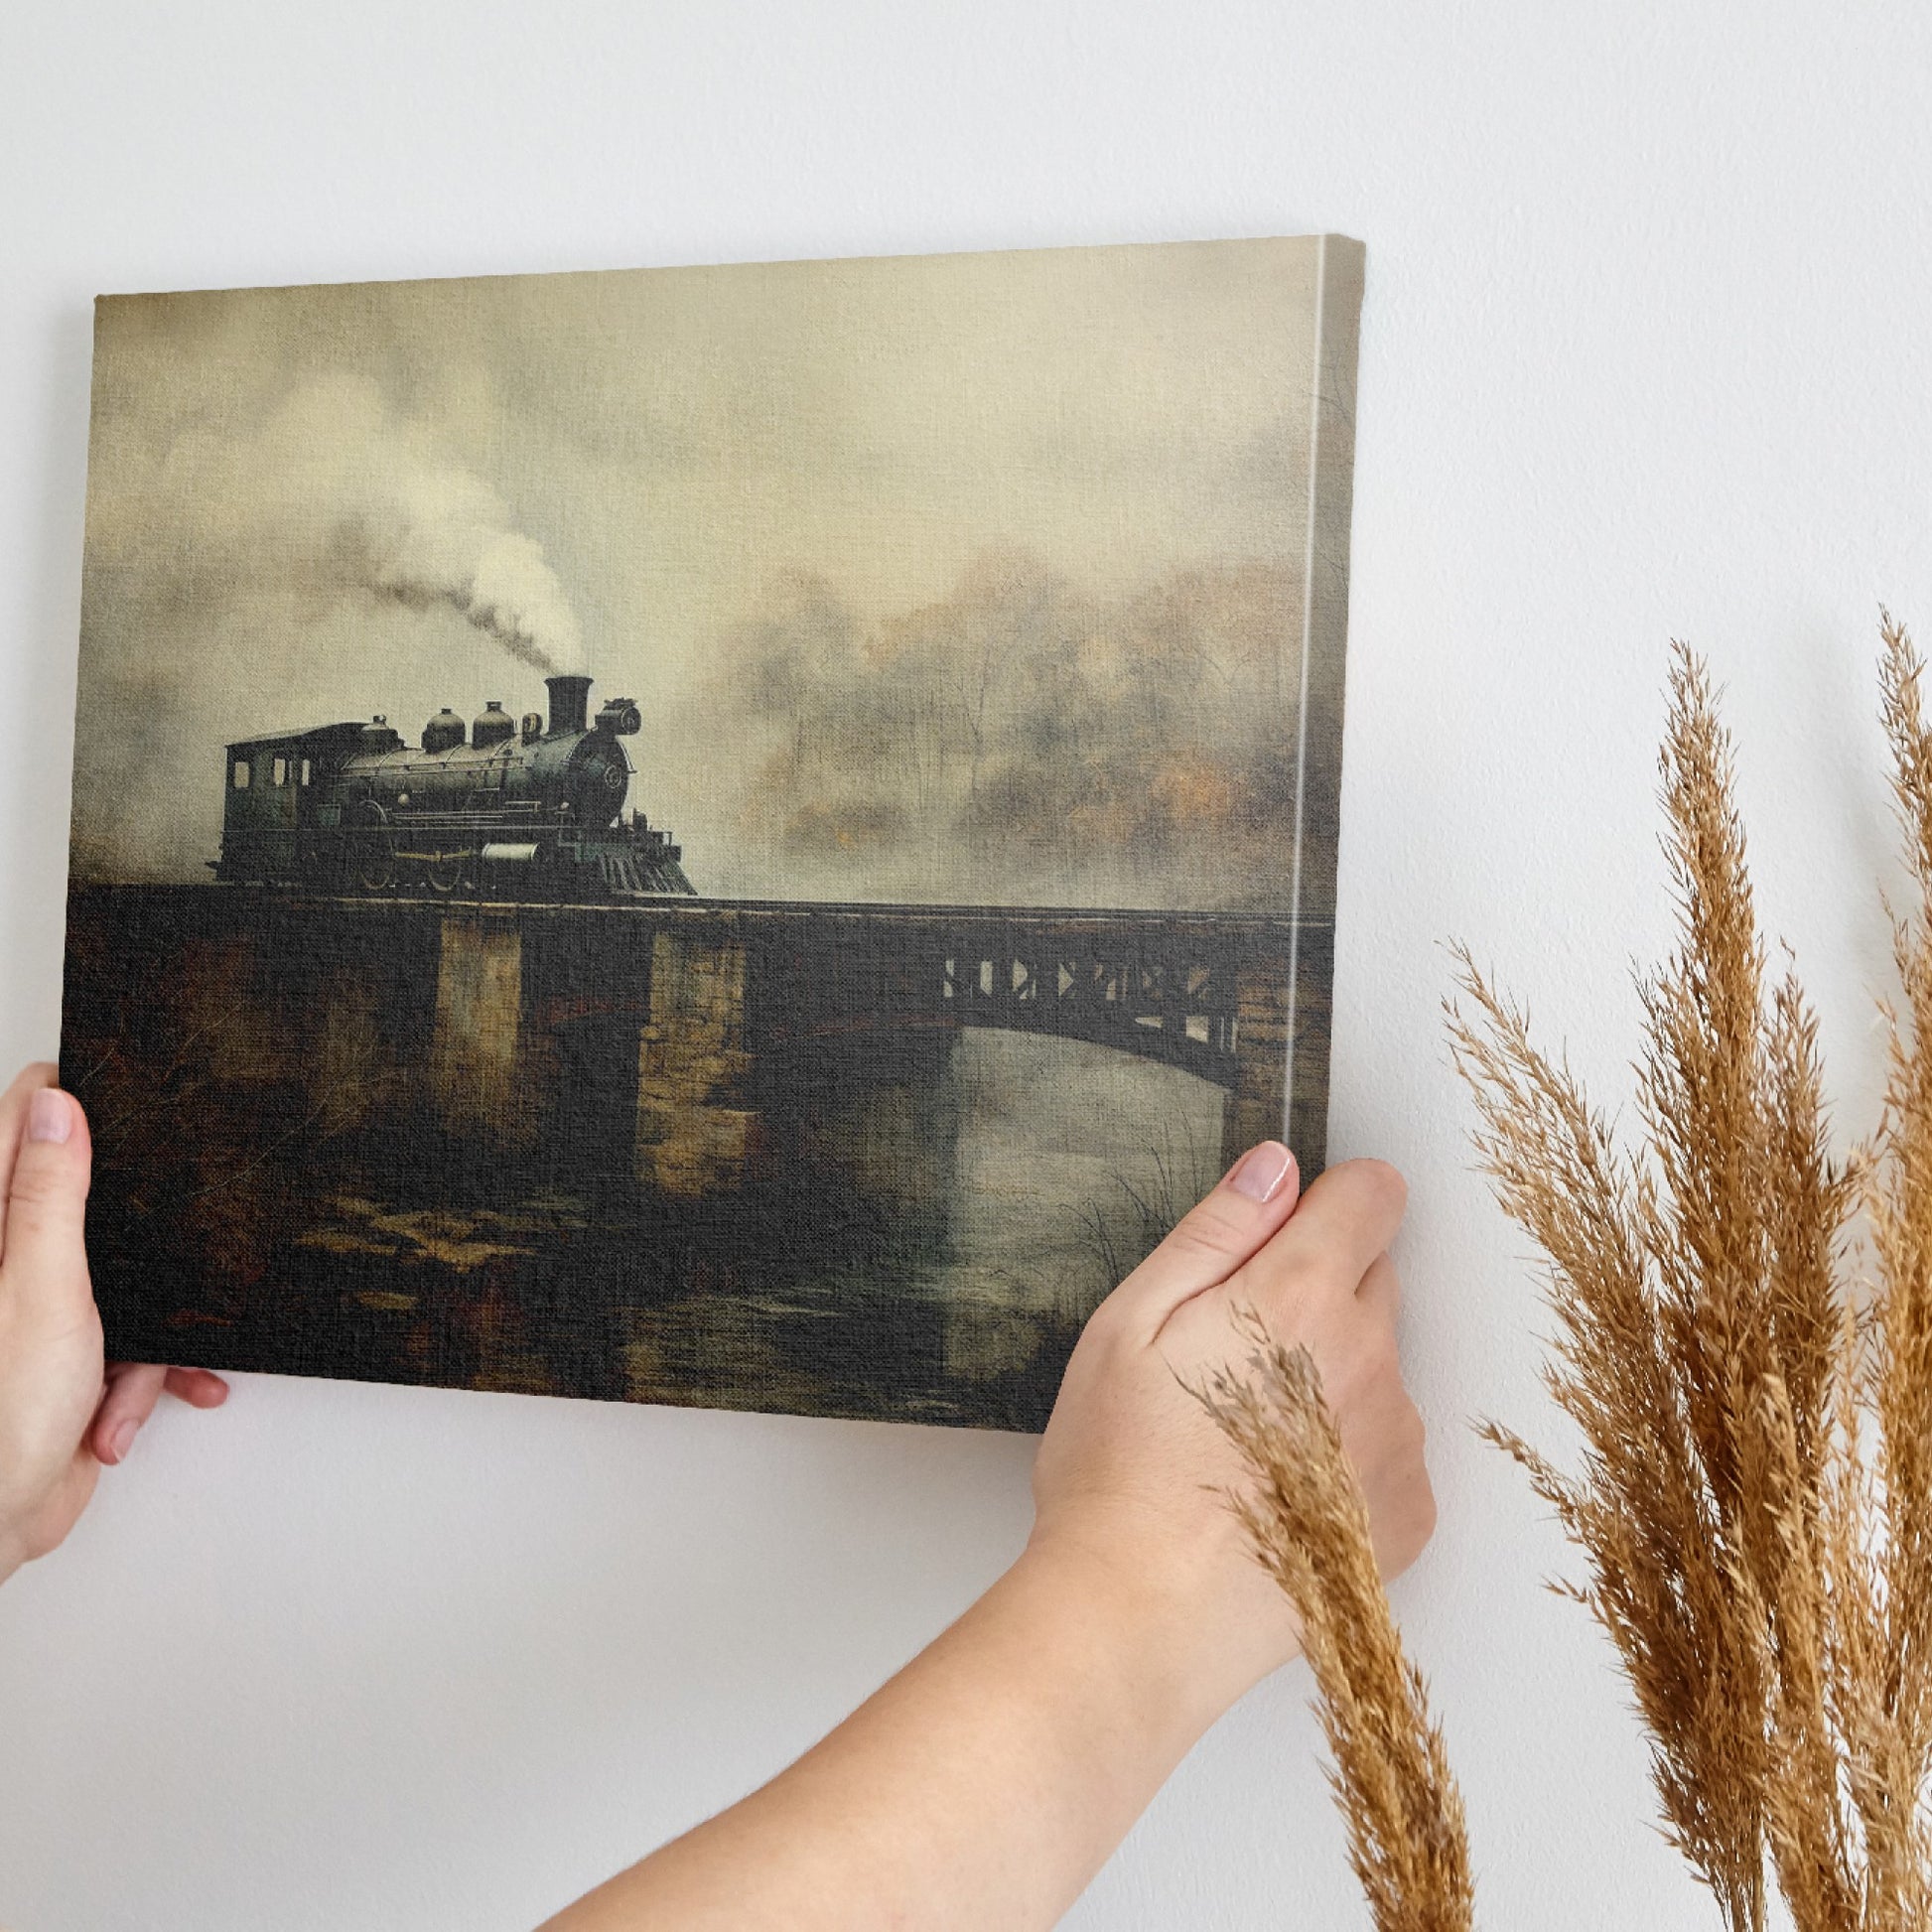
[545,673,592,737]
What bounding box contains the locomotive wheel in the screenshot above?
[350,834,396,894]
[426,852,469,896]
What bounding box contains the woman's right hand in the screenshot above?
[1028,1143,1435,1725]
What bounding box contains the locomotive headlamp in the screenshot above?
[595,697,643,736]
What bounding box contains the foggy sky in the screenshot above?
[71,238,1325,905]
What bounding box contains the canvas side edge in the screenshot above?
[55,298,112,1096]
[1283,234,1364,1177]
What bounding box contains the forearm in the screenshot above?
[537,1148,1429,1931]
[542,1542,1236,1931]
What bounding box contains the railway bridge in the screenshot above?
[62,886,1331,1201]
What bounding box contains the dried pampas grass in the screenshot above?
[1447,618,1932,1929]
[1210,617,1932,1931]
[1200,1314,1474,1932]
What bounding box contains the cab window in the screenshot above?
[300,759,312,786]
[272,757,289,786]
[232,759,251,790]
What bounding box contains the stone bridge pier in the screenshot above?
[429,912,540,1151]
[632,925,967,1206]
[634,928,757,1196]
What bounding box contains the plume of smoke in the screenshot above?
[325,466,585,676]
[71,370,588,880]
[93,370,587,675]
[287,381,586,675]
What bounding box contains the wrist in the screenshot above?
[1006,1527,1288,1749]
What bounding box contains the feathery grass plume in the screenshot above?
[1199,1312,1475,1932]
[1851,609,1932,1921]
[1449,621,1932,1929]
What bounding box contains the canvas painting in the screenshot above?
[59,235,1364,1432]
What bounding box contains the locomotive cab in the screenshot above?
[209,720,369,887]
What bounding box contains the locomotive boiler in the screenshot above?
[211,673,695,898]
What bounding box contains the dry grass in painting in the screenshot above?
[1199,1313,1475,1932]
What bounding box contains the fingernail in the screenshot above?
[1229,1142,1295,1203]
[108,1418,138,1463]
[27,1089,72,1145]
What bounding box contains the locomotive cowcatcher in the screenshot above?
[211,673,695,898]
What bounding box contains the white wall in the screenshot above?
[3,3,1928,1924]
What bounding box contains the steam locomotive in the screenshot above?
[211,673,695,898]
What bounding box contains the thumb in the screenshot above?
[2,1085,95,1323]
[1099,1140,1301,1338]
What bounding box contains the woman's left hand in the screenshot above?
[0,1062,228,1585]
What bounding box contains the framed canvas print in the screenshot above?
[60,234,1364,1431]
